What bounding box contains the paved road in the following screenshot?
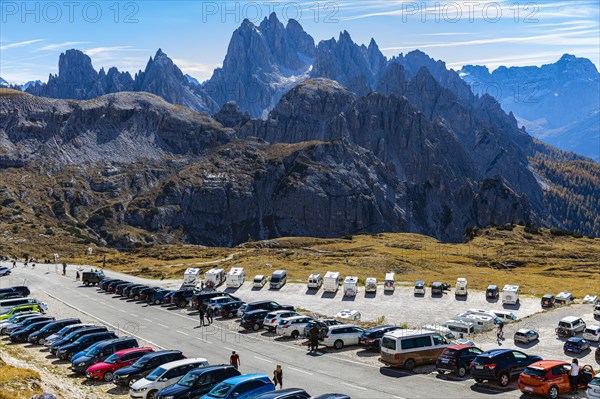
[0,264,586,399]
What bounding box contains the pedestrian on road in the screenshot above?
[198,308,205,327]
[76,271,80,281]
[308,325,319,352]
[230,351,240,370]
[206,307,213,325]
[570,358,580,392]
[62,263,67,275]
[273,365,283,389]
[12,260,16,268]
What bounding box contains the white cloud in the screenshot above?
[84,46,135,56]
[0,39,45,51]
[38,42,88,51]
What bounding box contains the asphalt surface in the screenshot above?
[0,263,594,399]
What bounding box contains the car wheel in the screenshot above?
[37,337,44,345]
[253,323,260,331]
[227,312,234,318]
[547,385,559,399]
[148,390,158,399]
[291,330,300,339]
[498,372,510,387]
[457,366,467,378]
[404,358,416,371]
[154,299,160,305]
[334,340,344,350]
[134,295,139,301]
[83,281,90,286]
[103,371,113,382]
[474,378,484,383]
[67,351,74,360]
[437,370,446,375]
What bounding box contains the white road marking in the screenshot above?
[224,347,235,351]
[158,323,169,328]
[144,318,152,323]
[130,313,139,317]
[254,356,273,363]
[118,309,126,313]
[341,382,367,390]
[288,366,313,375]
[196,337,212,344]
[176,330,189,336]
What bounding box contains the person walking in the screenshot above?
[570,358,580,393]
[198,307,205,327]
[308,325,319,353]
[76,270,80,281]
[206,307,213,325]
[273,365,283,389]
[230,351,240,370]
[62,263,67,275]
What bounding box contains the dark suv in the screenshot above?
[244,301,294,314]
[218,301,246,318]
[81,271,105,286]
[112,350,185,387]
[171,289,197,308]
[130,285,150,301]
[28,318,81,344]
[149,289,173,305]
[0,286,30,299]
[56,331,118,360]
[470,349,542,387]
[156,365,241,399]
[139,287,159,302]
[99,278,122,291]
[193,292,239,311]
[71,337,138,374]
[358,326,402,349]
[107,280,129,293]
[240,309,270,331]
[123,284,145,298]
[436,345,483,377]
[10,319,56,343]
[50,326,108,354]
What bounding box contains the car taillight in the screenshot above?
[365,338,374,343]
[451,359,457,364]
[486,363,496,370]
[395,354,399,359]
[283,326,289,329]
[271,319,276,323]
[324,335,329,339]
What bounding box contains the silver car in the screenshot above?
[514,328,539,344]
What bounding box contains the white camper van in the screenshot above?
[365,278,377,293]
[226,267,245,288]
[502,285,520,305]
[323,271,340,293]
[343,276,359,297]
[204,268,225,288]
[455,278,468,296]
[454,313,496,332]
[307,274,322,289]
[253,275,267,288]
[384,273,395,292]
[443,319,476,336]
[183,268,200,287]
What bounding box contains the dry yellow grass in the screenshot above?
[0,357,42,399]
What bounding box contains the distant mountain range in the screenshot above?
[460,55,600,160]
[1,13,598,247]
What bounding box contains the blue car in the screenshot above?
[564,337,590,354]
[149,289,173,305]
[202,374,275,399]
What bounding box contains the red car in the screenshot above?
[85,347,154,382]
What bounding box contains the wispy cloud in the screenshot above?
[172,58,219,80]
[38,42,88,51]
[84,46,135,56]
[0,39,45,51]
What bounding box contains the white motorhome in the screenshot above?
[204,268,225,288]
[455,278,468,296]
[555,291,574,305]
[182,268,200,287]
[343,276,359,297]
[226,267,245,288]
[423,324,457,341]
[454,313,496,332]
[323,271,340,293]
[443,319,476,336]
[365,278,377,293]
[307,274,322,289]
[384,273,395,292]
[502,285,520,305]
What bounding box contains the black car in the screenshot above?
[304,319,342,339]
[107,280,128,293]
[81,271,105,286]
[114,282,134,296]
[358,325,402,349]
[240,309,270,331]
[5,315,55,335]
[470,349,542,387]
[10,319,56,343]
[244,301,294,314]
[171,289,196,308]
[28,318,81,344]
[139,287,160,302]
[149,289,173,305]
[156,365,241,399]
[435,344,483,377]
[0,286,30,299]
[254,388,311,399]
[130,285,150,301]
[99,278,121,291]
[217,301,245,318]
[71,337,138,374]
[124,284,146,298]
[486,285,499,300]
[56,331,118,360]
[541,294,555,307]
[431,282,444,296]
[50,326,108,354]
[192,291,230,310]
[112,350,185,387]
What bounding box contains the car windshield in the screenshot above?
[381,337,396,350]
[133,357,150,368]
[85,345,103,356]
[523,367,546,377]
[177,373,199,387]
[208,382,233,398]
[271,277,280,282]
[104,353,120,364]
[558,321,572,328]
[145,366,166,382]
[442,348,458,356]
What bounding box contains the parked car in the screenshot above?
[149,289,173,305]
[172,289,197,308]
[254,388,311,399]
[470,349,542,387]
[514,329,539,344]
[380,329,451,370]
[0,303,43,321]
[113,350,185,387]
[49,326,109,354]
[156,365,241,399]
[336,309,361,321]
[86,347,154,382]
[414,281,426,295]
[0,286,30,299]
[201,374,275,399]
[4,315,54,335]
[0,266,11,277]
[431,282,444,296]
[358,325,402,350]
[244,301,294,314]
[27,318,80,345]
[115,282,136,296]
[9,319,56,343]
[129,358,209,399]
[140,287,160,302]
[107,280,129,293]
[587,376,600,399]
[192,291,233,311]
[56,331,118,360]
[0,311,41,334]
[81,271,105,286]
[276,316,314,339]
[435,344,483,377]
[541,294,555,308]
[240,310,270,331]
[43,323,95,347]
[563,337,590,354]
[207,295,241,312]
[130,285,150,301]
[99,278,121,291]
[71,337,139,374]
[124,284,146,298]
[518,360,595,399]
[263,310,300,332]
[320,324,364,350]
[217,301,245,318]
[253,275,268,288]
[583,325,600,342]
[556,316,586,337]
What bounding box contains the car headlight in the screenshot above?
[162,396,174,399]
[118,374,128,379]
[77,362,86,367]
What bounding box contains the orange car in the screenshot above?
[518,360,595,399]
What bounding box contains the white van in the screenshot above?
[384,273,395,292]
[443,319,476,336]
[365,278,377,293]
[492,310,518,322]
[323,271,340,293]
[343,276,359,297]
[129,358,208,399]
[380,329,450,370]
[502,285,520,305]
[226,267,245,288]
[253,275,267,288]
[204,268,225,288]
[454,313,496,332]
[466,309,502,324]
[307,274,322,289]
[455,278,468,296]
[270,270,287,289]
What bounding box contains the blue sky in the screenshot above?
[1,0,599,83]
